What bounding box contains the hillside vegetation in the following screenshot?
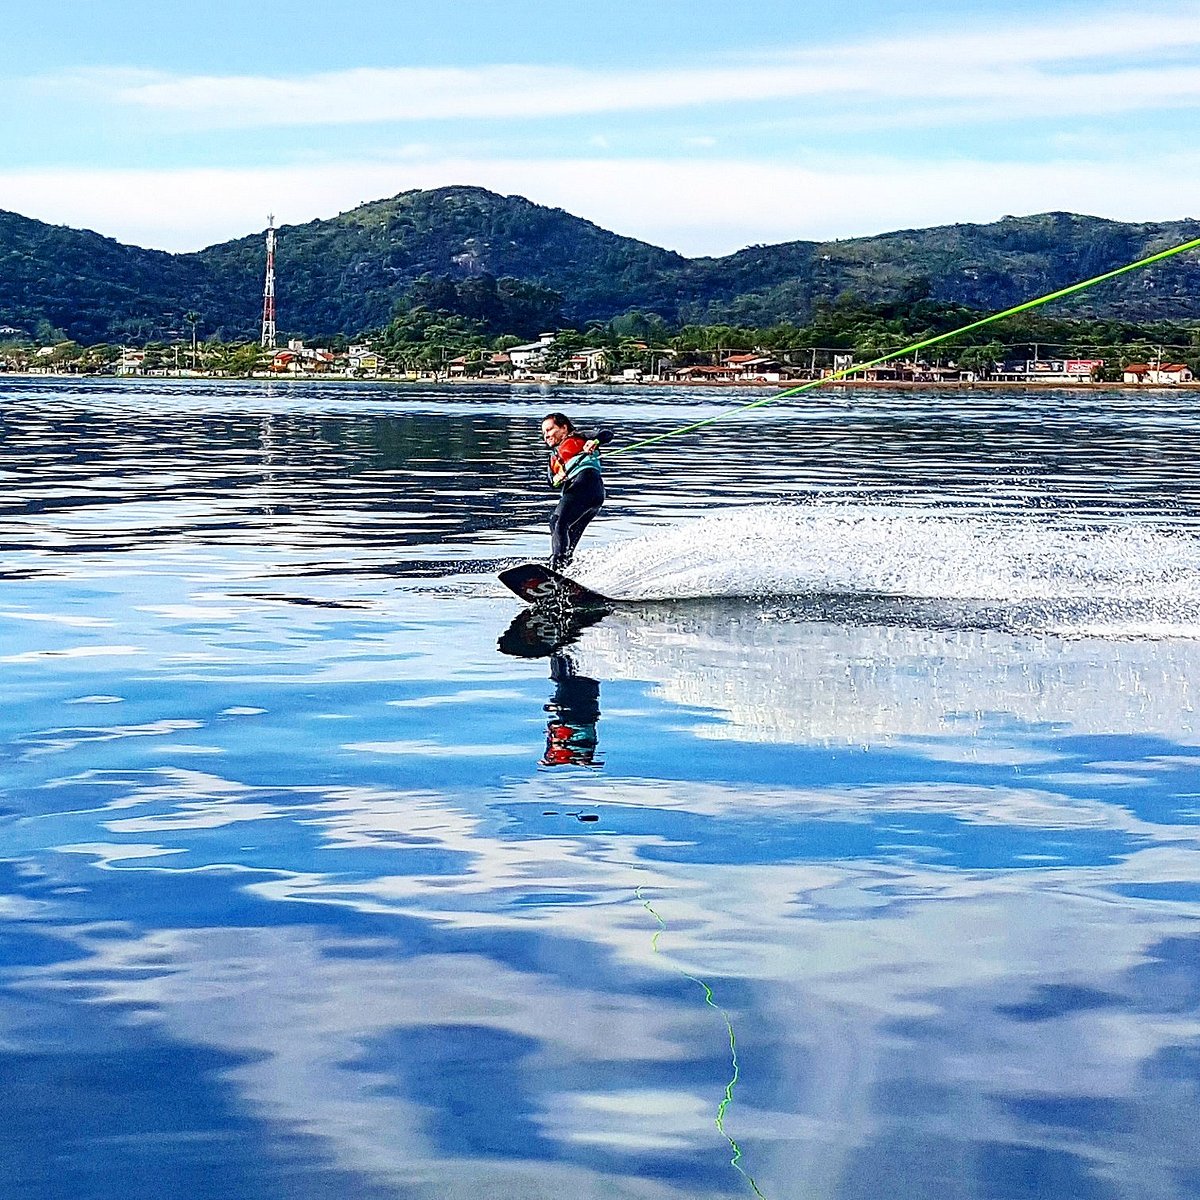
[2,187,1199,344]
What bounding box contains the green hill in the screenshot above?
[193,185,687,337]
[2,187,1198,344]
[0,210,219,344]
[685,212,1200,326]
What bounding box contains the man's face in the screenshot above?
[541,419,568,448]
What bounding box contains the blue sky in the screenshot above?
[5,0,1199,254]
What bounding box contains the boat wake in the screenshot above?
[570,503,1200,638]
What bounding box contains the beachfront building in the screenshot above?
[562,348,610,382]
[1152,363,1193,383]
[663,351,791,384]
[1124,362,1194,384]
[858,360,971,383]
[116,349,147,376]
[994,358,1104,383]
[445,351,515,379]
[667,364,743,383]
[507,333,556,378]
[271,339,335,374]
[24,345,68,374]
[347,345,382,376]
[722,352,784,382]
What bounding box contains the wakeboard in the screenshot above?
[498,562,613,610]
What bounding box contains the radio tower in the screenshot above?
[260,214,277,349]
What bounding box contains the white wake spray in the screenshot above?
[568,502,1200,636]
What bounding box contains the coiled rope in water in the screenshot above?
[637,885,767,1198]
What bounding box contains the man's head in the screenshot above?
[541,412,574,447]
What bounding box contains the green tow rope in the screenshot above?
[611,234,1200,456]
[637,886,767,1198]
[617,233,1200,1194]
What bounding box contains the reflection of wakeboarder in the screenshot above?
[541,652,602,768]
[540,412,612,571]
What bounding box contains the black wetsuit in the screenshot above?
[548,433,605,570]
[550,468,604,570]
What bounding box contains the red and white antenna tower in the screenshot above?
[260,213,277,349]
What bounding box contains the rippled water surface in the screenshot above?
[4,377,1200,1200]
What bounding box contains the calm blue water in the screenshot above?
[3,377,1200,1200]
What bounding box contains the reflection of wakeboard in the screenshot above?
[498,562,613,610]
[497,606,609,658]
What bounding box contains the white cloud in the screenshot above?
[46,8,1200,129]
[9,6,1200,256]
[2,153,1200,257]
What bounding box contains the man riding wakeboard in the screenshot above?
[540,412,612,572]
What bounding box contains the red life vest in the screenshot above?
[549,435,601,489]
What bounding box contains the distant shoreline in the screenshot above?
[4,370,1199,392]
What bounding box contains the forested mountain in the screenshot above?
[2,186,1199,344]
[684,212,1200,327]
[0,210,217,344]
[194,187,687,337]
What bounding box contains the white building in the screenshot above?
[506,333,556,377]
[116,349,146,375]
[563,348,609,381]
[347,345,382,375]
[1123,362,1194,384]
[1153,363,1194,384]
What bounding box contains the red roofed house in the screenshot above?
[722,353,783,382]
[667,364,741,383]
[271,340,335,374]
[1152,363,1194,384]
[1124,362,1194,384]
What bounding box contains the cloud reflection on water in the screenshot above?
[4,385,1200,1197]
[567,602,1200,747]
[8,781,1200,1198]
[4,589,1200,1196]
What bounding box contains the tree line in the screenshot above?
[6,281,1200,379]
